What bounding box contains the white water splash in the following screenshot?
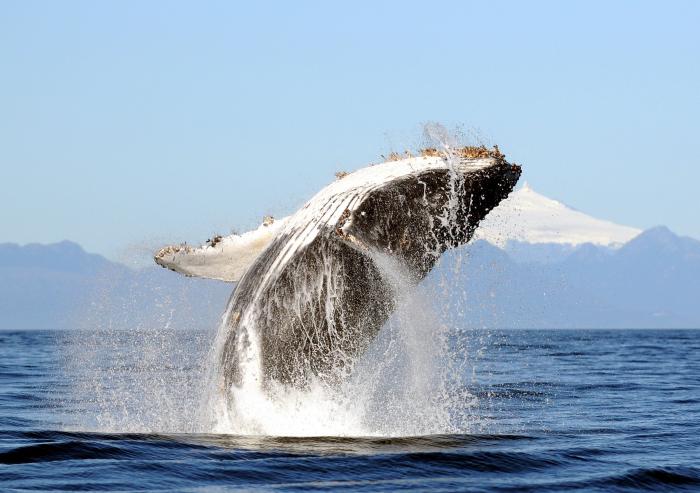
[201,252,477,437]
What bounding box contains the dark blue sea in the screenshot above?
[1,329,699,492]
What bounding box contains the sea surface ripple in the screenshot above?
[1,329,699,492]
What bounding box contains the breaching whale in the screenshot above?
[155,147,521,393]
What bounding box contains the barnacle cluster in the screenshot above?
[380,145,507,163]
[419,145,505,160]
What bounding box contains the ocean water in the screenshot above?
[1,328,699,492]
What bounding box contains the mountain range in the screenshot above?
[1,185,698,330]
[0,241,230,331]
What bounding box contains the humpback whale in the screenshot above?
[155,147,520,394]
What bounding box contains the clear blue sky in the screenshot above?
[1,1,698,259]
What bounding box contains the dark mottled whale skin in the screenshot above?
[219,153,521,390]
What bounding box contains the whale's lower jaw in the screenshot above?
[219,158,521,391]
[219,234,392,390]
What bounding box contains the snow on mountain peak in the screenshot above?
[473,183,641,248]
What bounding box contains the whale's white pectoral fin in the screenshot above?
[154,217,289,282]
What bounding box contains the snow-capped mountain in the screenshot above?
[474,183,642,248]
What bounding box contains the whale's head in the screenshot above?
[154,146,520,286]
[335,147,521,278]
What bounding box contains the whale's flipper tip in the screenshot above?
[154,216,289,282]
